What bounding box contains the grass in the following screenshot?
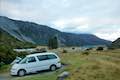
[65,50,120,80]
[1,49,120,80]
[0,65,10,73]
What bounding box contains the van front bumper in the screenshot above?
[10,69,18,75]
[56,63,62,68]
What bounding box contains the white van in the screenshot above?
[10,52,61,76]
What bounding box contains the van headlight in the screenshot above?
[12,68,17,70]
[11,67,17,71]
[11,68,17,71]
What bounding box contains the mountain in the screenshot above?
[110,38,120,48]
[0,16,111,46]
[0,27,35,49]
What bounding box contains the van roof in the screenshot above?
[26,52,56,57]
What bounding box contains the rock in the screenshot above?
[57,71,70,80]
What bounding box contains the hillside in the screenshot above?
[0,16,111,46]
[0,28,35,49]
[110,38,120,48]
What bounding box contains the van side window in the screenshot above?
[28,57,36,63]
[48,54,57,59]
[37,55,48,61]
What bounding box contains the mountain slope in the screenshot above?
[0,16,111,46]
[110,38,120,48]
[0,27,35,49]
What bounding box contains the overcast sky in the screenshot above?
[0,0,120,41]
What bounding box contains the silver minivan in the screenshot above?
[10,52,61,76]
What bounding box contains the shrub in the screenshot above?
[85,48,93,51]
[82,51,89,55]
[0,62,5,67]
[72,47,75,50]
[16,52,28,58]
[0,47,28,64]
[62,49,67,53]
[96,47,104,51]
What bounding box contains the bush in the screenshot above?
[0,46,28,64]
[0,46,15,64]
[96,47,104,51]
[0,62,5,67]
[16,52,28,58]
[85,48,93,51]
[82,51,89,55]
[72,47,75,50]
[62,49,67,53]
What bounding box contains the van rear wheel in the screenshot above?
[18,69,26,76]
[50,65,56,71]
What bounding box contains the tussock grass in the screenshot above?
[65,50,120,80]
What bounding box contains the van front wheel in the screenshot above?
[50,65,56,71]
[18,69,26,77]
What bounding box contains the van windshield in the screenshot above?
[11,57,22,65]
[19,57,27,64]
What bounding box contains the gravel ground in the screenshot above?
[0,73,11,80]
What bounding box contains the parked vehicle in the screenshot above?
[10,52,61,76]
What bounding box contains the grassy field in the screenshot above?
[0,49,120,80]
[65,50,120,80]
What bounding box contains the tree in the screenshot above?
[96,47,104,51]
[48,36,58,49]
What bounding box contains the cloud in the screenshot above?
[0,0,120,41]
[95,32,120,41]
[93,26,120,41]
[51,17,120,41]
[51,17,90,33]
[51,17,120,32]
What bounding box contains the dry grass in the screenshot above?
[61,49,120,80]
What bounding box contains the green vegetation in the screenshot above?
[0,30,35,49]
[96,46,104,51]
[0,65,10,73]
[48,36,58,49]
[62,49,68,53]
[0,29,35,64]
[82,51,90,55]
